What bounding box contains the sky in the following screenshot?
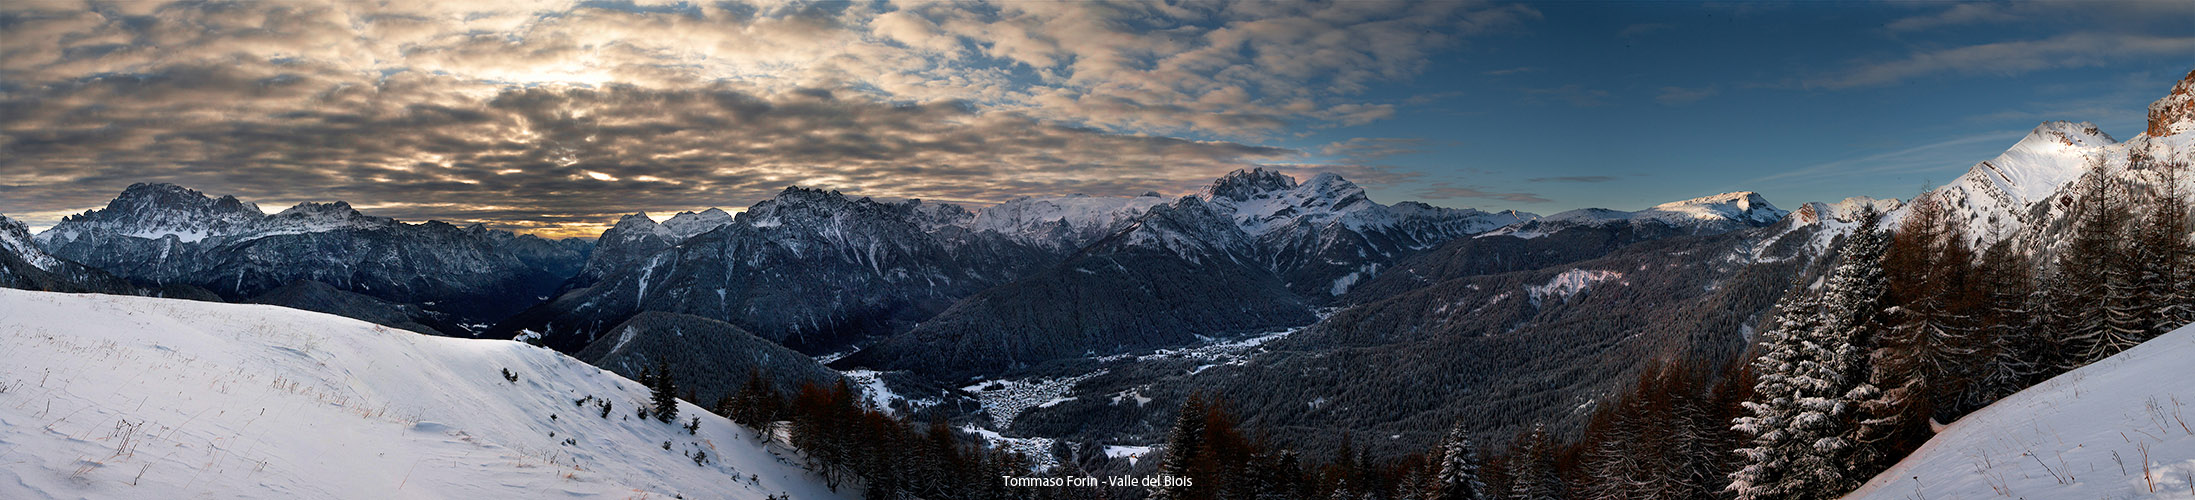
[0,0,2190,238]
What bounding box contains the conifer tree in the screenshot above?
[1152,396,1209,500]
[650,358,679,423]
[1732,208,1887,500]
[1431,423,1489,500]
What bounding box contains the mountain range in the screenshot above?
[2,68,2191,478]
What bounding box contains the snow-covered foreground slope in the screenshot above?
[0,289,846,499]
[1846,322,2195,500]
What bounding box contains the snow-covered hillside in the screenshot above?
[1845,322,2195,500]
[0,289,846,499]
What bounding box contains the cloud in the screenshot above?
[1655,85,1720,106]
[1415,182,1549,204]
[1806,33,2195,90]
[1883,1,2195,33]
[1617,23,1673,38]
[1522,84,1611,107]
[1748,129,2027,185]
[0,0,1539,138]
[1321,137,1429,162]
[1883,3,2019,32]
[0,0,1548,236]
[1483,66,1539,76]
[0,63,1298,237]
[1528,176,1619,183]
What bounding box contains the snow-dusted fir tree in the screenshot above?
[1431,424,1488,500]
[1731,209,1887,500]
[1729,285,1820,500]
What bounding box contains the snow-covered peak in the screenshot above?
[39,182,266,244]
[1204,169,1387,236]
[1789,197,1902,226]
[2147,68,2195,137]
[1973,121,2117,204]
[1,213,62,272]
[967,193,1169,248]
[255,201,396,237]
[1918,121,2117,248]
[1113,196,1259,262]
[606,212,676,240]
[1484,193,1787,239]
[661,208,734,239]
[1640,191,1787,225]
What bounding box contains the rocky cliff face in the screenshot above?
[2147,68,2195,138]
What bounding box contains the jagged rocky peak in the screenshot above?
[1205,169,1388,235]
[41,183,267,244]
[740,186,971,229]
[1205,168,1300,202]
[2148,68,2195,137]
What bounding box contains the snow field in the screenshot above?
[0,289,846,499]
[1847,322,2195,499]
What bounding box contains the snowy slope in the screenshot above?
[0,289,847,500]
[1845,322,2195,500]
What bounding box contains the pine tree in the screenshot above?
[1731,208,1887,500]
[650,358,679,423]
[1431,423,1489,500]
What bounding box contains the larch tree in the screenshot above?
[1861,192,1982,470]
[1966,237,2040,411]
[1504,424,1566,500]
